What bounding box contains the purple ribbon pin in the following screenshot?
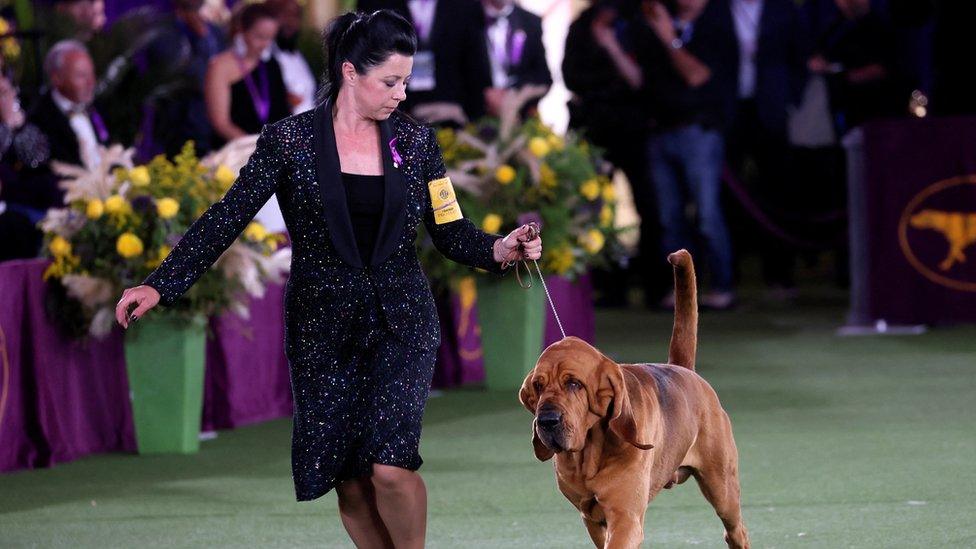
[389,137,403,168]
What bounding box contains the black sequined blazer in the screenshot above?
[145,101,507,353]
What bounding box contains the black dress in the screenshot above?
[144,102,509,501]
[214,56,292,149]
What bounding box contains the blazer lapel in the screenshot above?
[372,118,407,267]
[313,101,363,269]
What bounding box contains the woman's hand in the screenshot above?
[494,224,543,264]
[115,285,161,329]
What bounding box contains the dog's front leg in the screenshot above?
[582,515,606,548]
[602,507,645,549]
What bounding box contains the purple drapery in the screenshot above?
[0,259,292,473]
[0,259,595,473]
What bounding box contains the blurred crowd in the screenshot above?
[0,0,972,310]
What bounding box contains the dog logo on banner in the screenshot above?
[899,175,976,291]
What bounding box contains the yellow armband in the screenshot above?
[428,176,463,224]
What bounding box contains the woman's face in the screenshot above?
[243,18,279,57]
[346,53,413,120]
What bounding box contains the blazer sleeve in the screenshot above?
[144,124,284,305]
[420,126,509,275]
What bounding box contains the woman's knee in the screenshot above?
[371,464,416,494]
[337,478,372,512]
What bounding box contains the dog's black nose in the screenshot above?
[537,409,562,430]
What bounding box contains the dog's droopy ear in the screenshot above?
[598,359,654,451]
[519,369,539,413]
[532,420,555,461]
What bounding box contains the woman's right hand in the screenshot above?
[115,285,161,329]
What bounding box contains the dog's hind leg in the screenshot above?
[692,465,749,549]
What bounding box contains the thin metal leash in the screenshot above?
[503,223,566,340]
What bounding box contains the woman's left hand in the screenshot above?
[494,224,543,264]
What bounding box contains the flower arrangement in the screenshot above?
[41,141,290,338]
[418,87,629,285]
[0,17,20,66]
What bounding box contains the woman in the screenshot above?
[115,9,541,548]
[204,2,292,148]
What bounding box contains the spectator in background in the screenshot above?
[146,0,226,157]
[564,0,669,308]
[50,0,103,42]
[30,40,109,169]
[357,0,492,126]
[810,0,910,132]
[268,0,318,114]
[204,2,291,148]
[0,64,51,260]
[637,0,738,309]
[708,0,808,297]
[480,0,551,117]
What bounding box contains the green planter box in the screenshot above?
[124,315,207,454]
[476,277,544,391]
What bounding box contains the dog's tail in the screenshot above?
[667,250,698,370]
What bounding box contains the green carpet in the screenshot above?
[2,302,975,548]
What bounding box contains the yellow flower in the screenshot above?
[579,229,606,254]
[599,205,614,227]
[601,182,616,202]
[49,235,72,257]
[546,246,575,275]
[495,164,516,185]
[129,166,151,187]
[547,134,565,151]
[481,213,502,234]
[116,233,144,258]
[580,178,600,201]
[85,199,104,219]
[215,165,236,190]
[539,163,557,188]
[436,127,456,150]
[528,137,550,158]
[104,194,127,214]
[146,244,172,268]
[244,221,267,242]
[156,197,180,219]
[112,167,129,183]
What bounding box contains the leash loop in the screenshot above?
[502,223,566,340]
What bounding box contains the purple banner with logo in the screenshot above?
[852,116,976,324]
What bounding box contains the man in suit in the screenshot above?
[30,40,111,169]
[706,0,808,297]
[357,0,493,125]
[480,0,552,116]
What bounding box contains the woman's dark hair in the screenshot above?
[318,10,418,105]
[233,2,278,34]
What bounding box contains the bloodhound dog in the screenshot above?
[520,250,749,548]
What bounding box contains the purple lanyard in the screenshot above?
[236,55,271,124]
[411,0,435,44]
[89,109,110,143]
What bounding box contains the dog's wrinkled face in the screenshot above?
[519,337,648,461]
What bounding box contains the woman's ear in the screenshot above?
[341,61,357,85]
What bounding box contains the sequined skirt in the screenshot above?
[289,289,438,501]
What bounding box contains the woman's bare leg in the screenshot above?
[370,464,427,549]
[336,478,394,548]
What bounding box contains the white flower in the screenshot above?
[62,274,115,309]
[55,145,135,202]
[89,307,116,338]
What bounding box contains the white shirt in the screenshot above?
[732,0,764,99]
[485,3,516,88]
[408,0,437,44]
[274,47,317,114]
[51,89,101,168]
